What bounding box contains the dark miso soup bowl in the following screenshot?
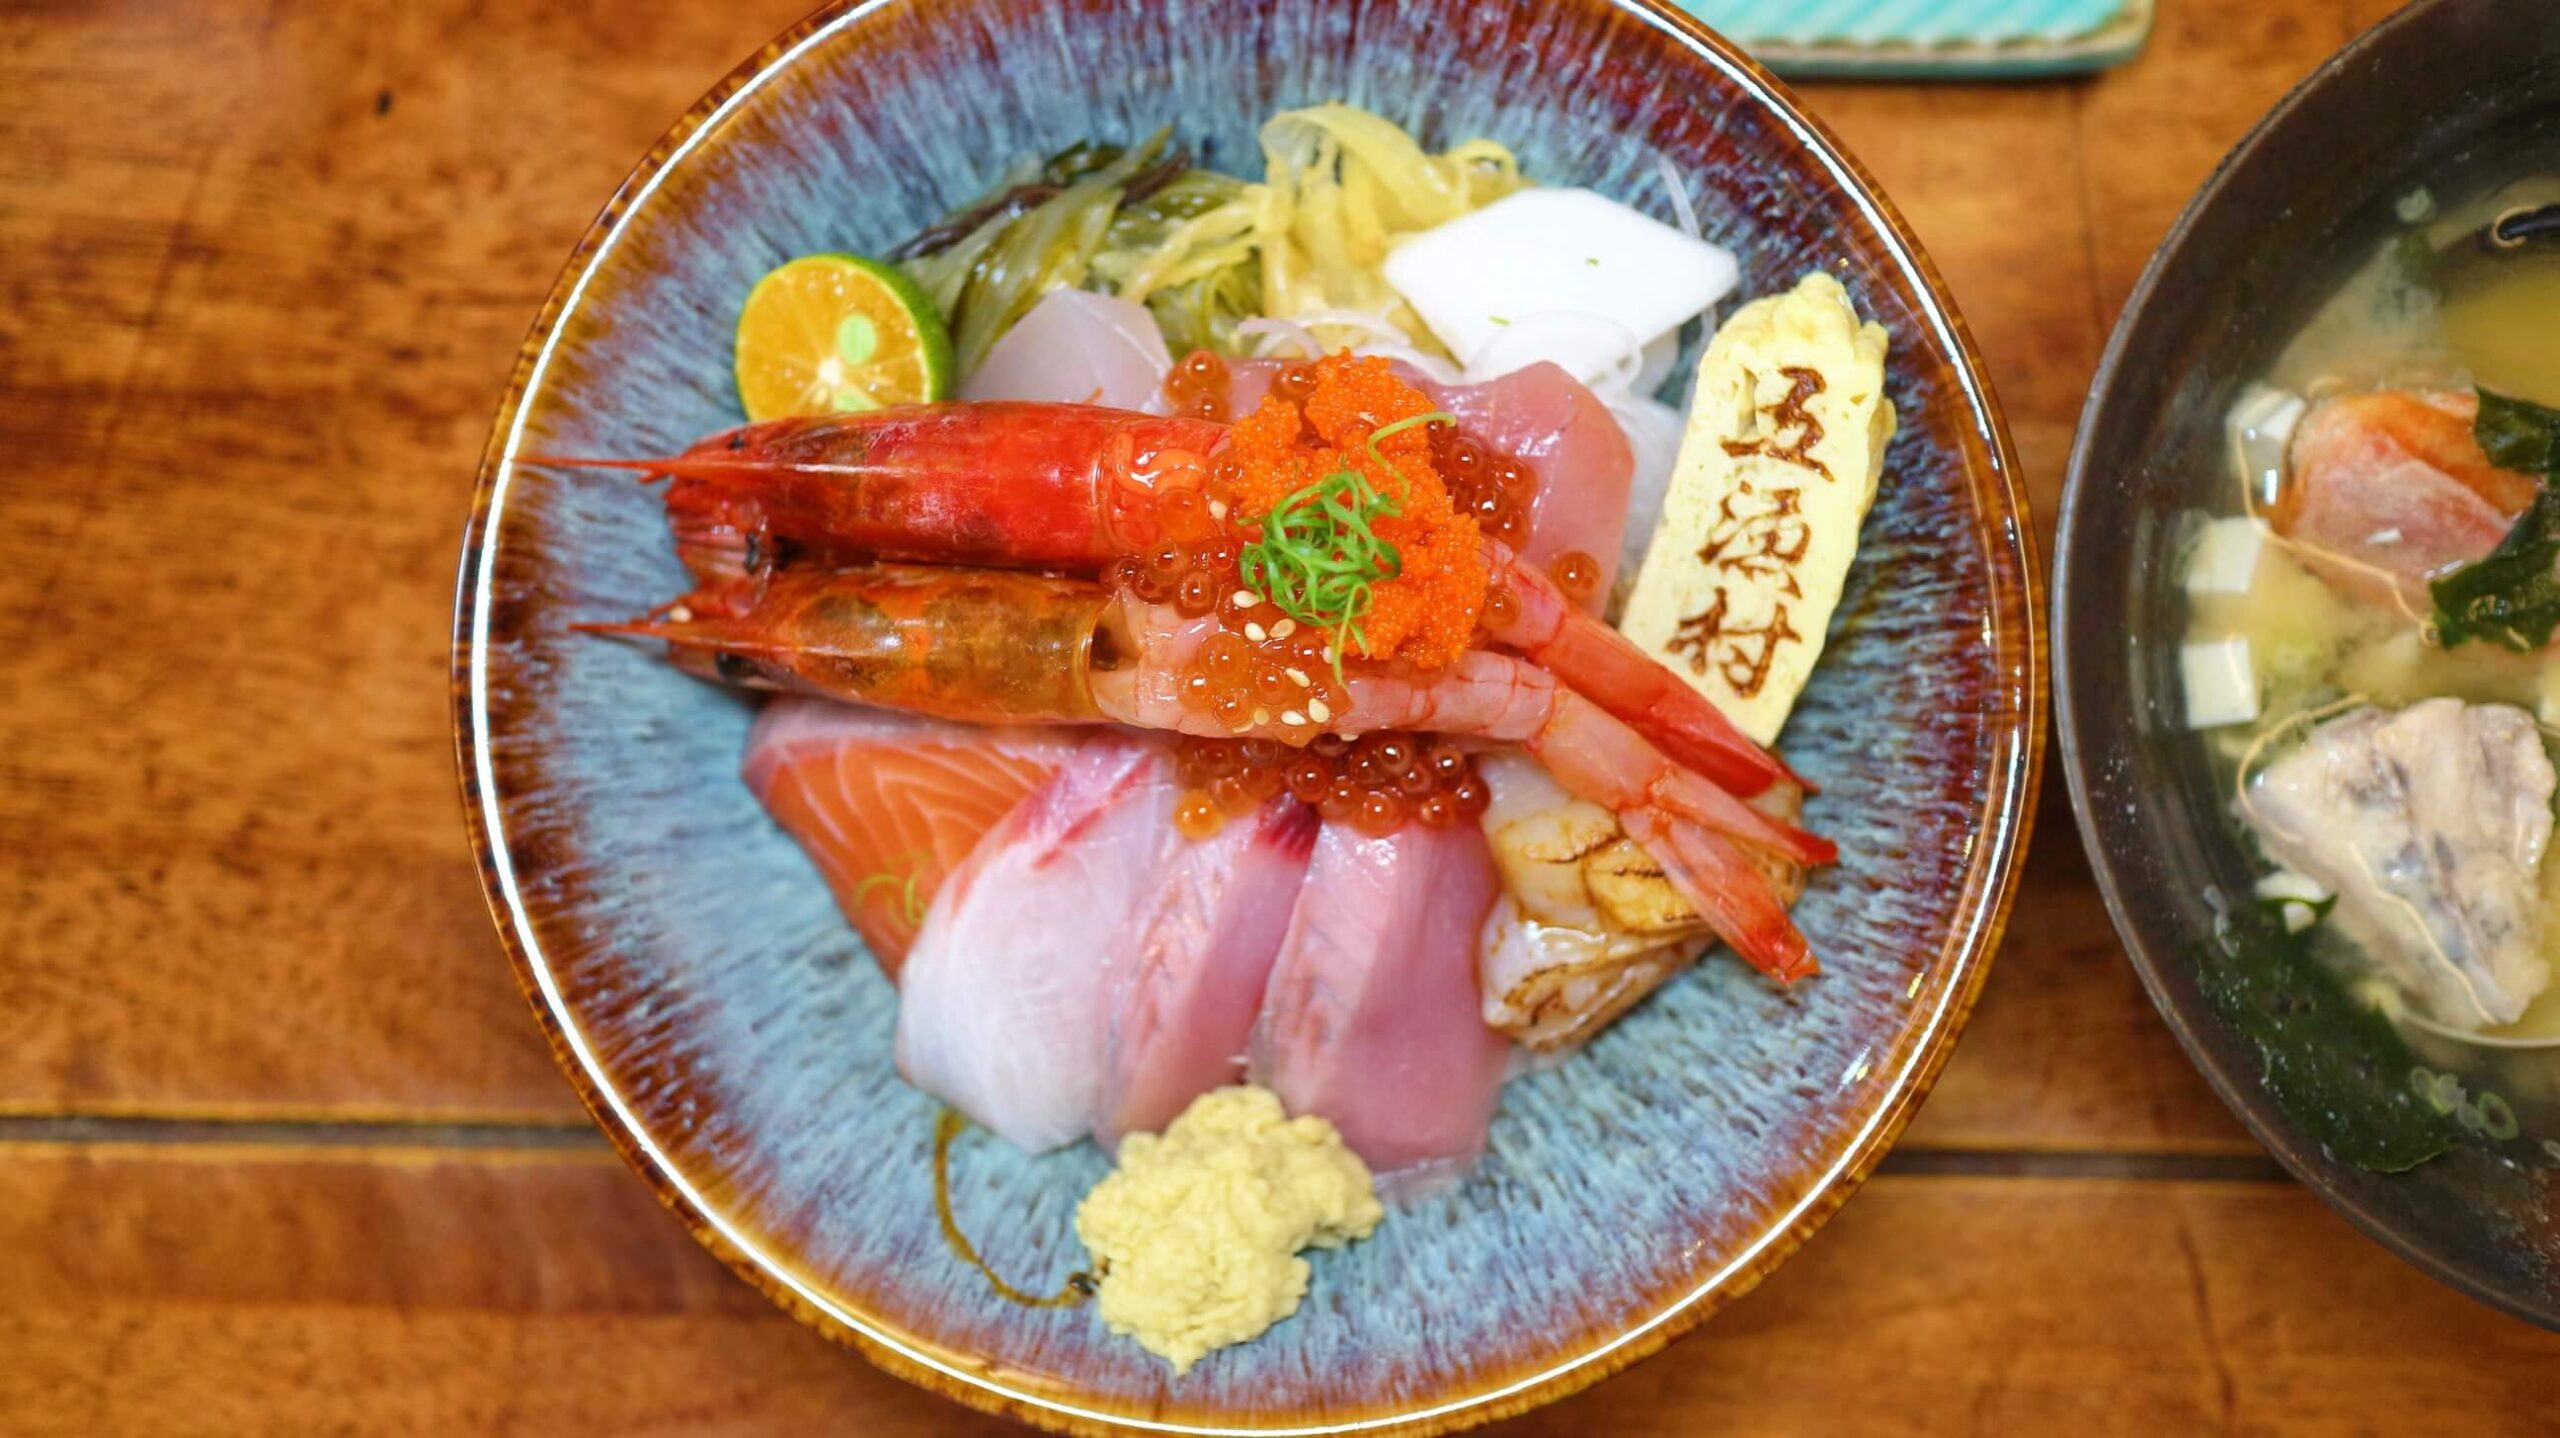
[453,0,2041,1431]
[2058,0,2560,1330]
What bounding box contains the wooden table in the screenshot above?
[5,1,2555,1432]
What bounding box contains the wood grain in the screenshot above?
[1904,804,2254,1151]
[10,2,2551,1431]
[0,0,813,1117]
[3,1149,2553,1436]
[0,0,2296,1151]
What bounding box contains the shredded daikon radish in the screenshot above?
[1656,156,1702,240]
[1235,316,1323,359]
[1095,106,1523,359]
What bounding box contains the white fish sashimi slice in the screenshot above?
[1095,798,1320,1151]
[1249,819,1509,1188]
[1382,187,1738,372]
[959,288,1174,412]
[894,734,1178,1152]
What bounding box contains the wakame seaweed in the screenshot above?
[896,132,1194,376]
[2192,907,2464,1173]
[1104,167,1262,356]
[2473,386,2560,476]
[2429,388,2560,651]
[2430,487,2560,650]
[890,126,1269,368]
[894,131,1265,365]
[889,139,1187,262]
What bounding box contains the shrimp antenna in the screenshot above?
[521,453,880,485]
[516,453,687,483]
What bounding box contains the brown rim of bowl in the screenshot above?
[448,0,2045,1431]
[2054,0,2559,1336]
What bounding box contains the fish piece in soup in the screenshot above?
[2272,389,2538,608]
[2242,698,2554,1028]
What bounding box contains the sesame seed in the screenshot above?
[1281,710,1305,726]
[1307,698,1331,723]
[1252,707,1271,726]
[1244,622,1268,642]
[1270,618,1298,639]
[668,604,694,623]
[1231,589,1260,608]
[1208,500,1228,520]
[1285,668,1310,687]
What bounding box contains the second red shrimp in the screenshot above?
[541,399,1795,796]
[599,561,1828,979]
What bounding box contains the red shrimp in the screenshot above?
[597,562,1827,979]
[539,400,1792,795]
[1485,544,1810,794]
[544,404,1227,618]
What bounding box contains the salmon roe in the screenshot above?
[1434,428,1538,552]
[1172,732,1491,838]
[1109,350,1547,760]
[1549,549,1603,602]
[1162,348,1233,423]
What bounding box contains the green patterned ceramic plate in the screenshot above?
[1674,0,2153,78]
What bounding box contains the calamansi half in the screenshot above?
[734,253,954,421]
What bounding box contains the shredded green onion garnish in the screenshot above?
[2473,1091,2520,1142]
[1240,469,1400,672]
[1237,411,1451,674]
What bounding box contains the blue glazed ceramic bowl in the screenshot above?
[452,1,2041,1431]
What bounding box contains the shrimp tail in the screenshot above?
[1622,809,1819,983]
[1530,689,1831,866]
[1486,545,1807,797]
[1655,767,1837,868]
[1521,686,1826,981]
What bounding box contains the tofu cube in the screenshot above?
[2180,637,2260,729]
[2183,516,2265,596]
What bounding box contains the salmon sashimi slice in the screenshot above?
[894,735,1178,1153]
[1094,797,1320,1152]
[742,698,1081,979]
[2274,389,2538,608]
[1249,818,1510,1191]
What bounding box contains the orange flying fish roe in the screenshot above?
[1223,353,1487,670]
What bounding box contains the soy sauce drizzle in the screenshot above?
[931,1110,1098,1308]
